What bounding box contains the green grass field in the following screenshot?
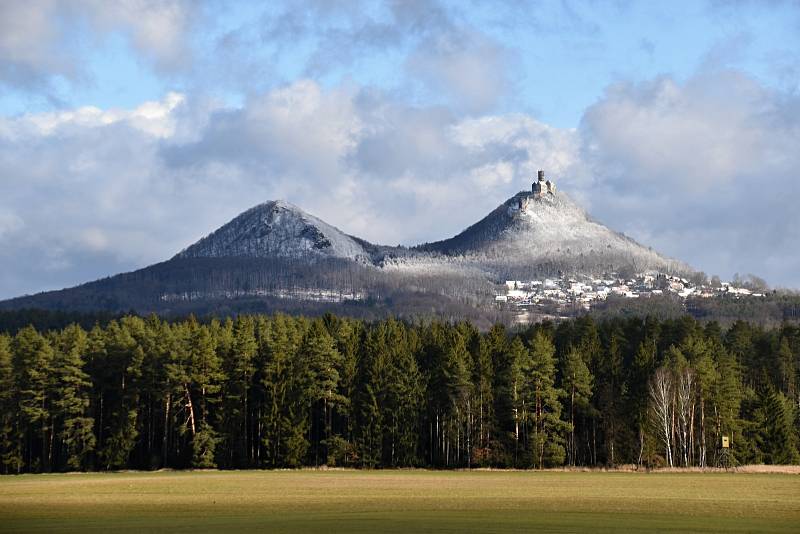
[1,470,798,533]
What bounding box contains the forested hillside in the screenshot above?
[1,313,798,473]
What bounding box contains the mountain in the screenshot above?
[410,190,687,277]
[0,179,692,321]
[175,200,377,263]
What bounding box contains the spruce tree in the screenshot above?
[525,331,566,468]
[51,324,95,471]
[138,315,172,469]
[494,335,525,466]
[98,320,143,470]
[712,345,742,463]
[777,337,796,398]
[562,346,592,466]
[302,319,345,466]
[12,326,54,472]
[383,319,422,466]
[631,338,656,467]
[261,315,295,467]
[0,334,22,473]
[186,320,224,468]
[472,336,495,465]
[353,345,382,468]
[596,325,627,466]
[325,316,361,466]
[761,390,800,465]
[222,315,258,467]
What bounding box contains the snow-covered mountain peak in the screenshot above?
[514,190,588,224]
[175,199,373,262]
[416,188,690,276]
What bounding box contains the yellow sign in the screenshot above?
[721,436,730,448]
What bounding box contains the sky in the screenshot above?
[0,0,799,299]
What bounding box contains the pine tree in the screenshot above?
[0,334,22,473]
[472,336,495,465]
[137,315,172,469]
[524,331,566,468]
[574,316,603,465]
[632,338,656,467]
[777,337,796,399]
[263,315,310,467]
[697,345,716,467]
[325,315,361,466]
[352,319,422,467]
[739,386,765,464]
[98,320,143,470]
[493,335,525,466]
[185,319,224,468]
[191,421,220,468]
[681,334,714,467]
[483,323,507,463]
[711,345,742,465]
[51,324,95,471]
[594,323,627,466]
[302,319,345,466]
[353,374,381,468]
[726,321,758,388]
[222,315,258,467]
[761,390,800,465]
[423,323,472,467]
[385,320,423,467]
[562,346,592,466]
[159,322,188,468]
[261,315,295,467]
[12,326,54,472]
[445,332,471,467]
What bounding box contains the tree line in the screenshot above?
[0,313,798,473]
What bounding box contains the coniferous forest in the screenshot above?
[0,313,798,473]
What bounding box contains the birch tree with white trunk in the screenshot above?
[649,367,674,468]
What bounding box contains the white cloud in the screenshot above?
[0,0,195,92]
[579,69,800,286]
[0,1,79,91]
[81,0,195,71]
[0,211,24,239]
[5,92,185,138]
[407,28,512,114]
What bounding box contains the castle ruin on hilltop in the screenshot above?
[514,170,556,211]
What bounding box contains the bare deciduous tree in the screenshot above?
[649,367,674,467]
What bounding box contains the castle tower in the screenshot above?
[531,170,556,197]
[533,170,545,196]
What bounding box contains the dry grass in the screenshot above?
[511,464,800,474]
[735,464,800,474]
[0,469,798,533]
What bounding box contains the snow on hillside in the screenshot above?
[175,200,373,263]
[174,188,691,281]
[407,190,691,277]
